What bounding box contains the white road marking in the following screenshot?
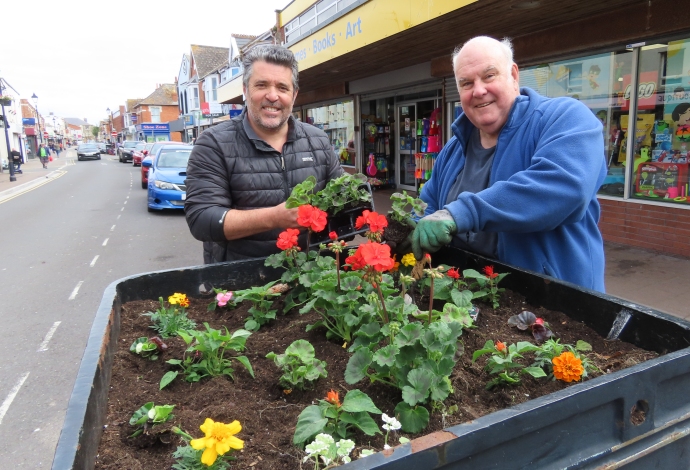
[117,214,121,220]
[124,201,127,205]
[102,238,109,246]
[69,281,84,300]
[90,255,99,267]
[0,372,30,425]
[110,225,116,231]
[37,321,61,352]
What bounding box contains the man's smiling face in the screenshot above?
[455,39,520,142]
[244,60,297,136]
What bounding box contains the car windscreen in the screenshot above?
[78,145,98,150]
[157,149,191,168]
[124,141,139,148]
[134,143,146,151]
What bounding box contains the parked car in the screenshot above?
[97,142,106,154]
[118,140,140,163]
[144,144,192,211]
[139,141,180,188]
[131,142,152,166]
[77,143,101,161]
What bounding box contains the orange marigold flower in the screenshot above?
[483,265,499,279]
[276,228,300,250]
[325,390,341,407]
[495,341,506,352]
[358,242,395,272]
[297,205,328,232]
[179,298,190,308]
[447,267,460,279]
[552,351,584,383]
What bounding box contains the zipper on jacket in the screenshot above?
[280,153,289,198]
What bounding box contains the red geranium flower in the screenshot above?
[297,205,327,232]
[358,242,395,272]
[355,210,388,233]
[345,250,367,270]
[329,231,338,241]
[483,265,499,279]
[447,267,460,279]
[276,228,300,250]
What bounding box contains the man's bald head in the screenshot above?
[452,36,515,75]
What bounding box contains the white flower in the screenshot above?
[135,343,144,354]
[384,444,391,450]
[381,414,401,431]
[147,408,156,420]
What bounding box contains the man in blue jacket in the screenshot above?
[411,36,606,291]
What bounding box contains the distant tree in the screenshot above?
[91,126,99,139]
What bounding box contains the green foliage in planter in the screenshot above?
[130,337,160,360]
[285,173,371,214]
[388,190,427,224]
[233,281,282,331]
[171,427,236,470]
[266,339,327,391]
[143,297,197,338]
[472,340,546,389]
[293,389,381,447]
[164,323,253,385]
[129,402,175,438]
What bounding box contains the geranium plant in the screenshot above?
[285,173,371,214]
[507,310,554,343]
[293,389,381,447]
[266,339,328,391]
[302,433,355,469]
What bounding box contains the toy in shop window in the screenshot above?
[635,162,686,199]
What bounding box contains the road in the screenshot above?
[0,148,201,468]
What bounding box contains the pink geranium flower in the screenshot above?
[216,292,234,307]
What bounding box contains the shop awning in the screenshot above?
[24,127,36,135]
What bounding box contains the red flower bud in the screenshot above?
[329,231,338,240]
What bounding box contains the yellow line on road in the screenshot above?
[0,171,67,204]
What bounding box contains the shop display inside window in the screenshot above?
[414,107,441,192]
[306,101,355,166]
[361,97,395,189]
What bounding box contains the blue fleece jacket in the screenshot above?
[420,87,607,291]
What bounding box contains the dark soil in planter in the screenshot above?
[95,290,657,470]
[382,217,412,249]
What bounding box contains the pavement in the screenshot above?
[1,157,687,319]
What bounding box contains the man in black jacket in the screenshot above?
[185,45,344,263]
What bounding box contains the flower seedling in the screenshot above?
[381,413,402,450]
[507,311,554,343]
[463,265,509,309]
[233,280,284,331]
[172,418,243,469]
[129,336,167,360]
[207,289,235,312]
[532,339,597,381]
[162,323,253,387]
[286,173,371,214]
[302,433,355,469]
[345,240,396,323]
[472,340,546,389]
[266,339,328,391]
[143,295,197,338]
[388,190,427,225]
[129,402,175,438]
[293,389,382,447]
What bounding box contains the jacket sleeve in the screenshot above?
[446,99,606,234]
[184,130,232,243]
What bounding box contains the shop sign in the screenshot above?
[620,71,658,111]
[23,118,36,125]
[131,114,138,123]
[140,123,170,131]
[201,102,224,118]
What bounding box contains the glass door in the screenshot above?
[396,103,417,191]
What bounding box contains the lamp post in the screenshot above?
[31,93,41,149]
[1,78,16,181]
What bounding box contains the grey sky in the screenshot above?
[1,0,288,125]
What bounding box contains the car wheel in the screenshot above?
[97,155,101,160]
[141,181,147,189]
[78,157,82,161]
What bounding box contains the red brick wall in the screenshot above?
[599,198,690,258]
[160,105,179,123]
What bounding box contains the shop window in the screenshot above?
[306,100,355,167]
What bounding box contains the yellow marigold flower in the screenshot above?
[552,351,584,383]
[190,418,244,466]
[168,293,188,306]
[401,253,416,267]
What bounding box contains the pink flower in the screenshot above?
[216,292,234,307]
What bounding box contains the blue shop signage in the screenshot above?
[23,118,36,125]
[140,123,170,131]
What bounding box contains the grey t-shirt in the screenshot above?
[445,128,498,258]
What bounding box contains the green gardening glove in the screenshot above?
[411,209,457,260]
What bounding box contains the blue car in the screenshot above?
[144,144,192,212]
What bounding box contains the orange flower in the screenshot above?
[345,249,367,270]
[495,341,506,352]
[179,298,190,308]
[297,205,327,232]
[552,351,584,382]
[355,210,388,233]
[325,390,341,407]
[276,228,300,250]
[483,265,499,279]
[447,267,460,279]
[358,242,395,272]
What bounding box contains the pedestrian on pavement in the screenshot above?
[10,148,22,173]
[38,144,50,169]
[185,44,344,264]
[409,36,606,292]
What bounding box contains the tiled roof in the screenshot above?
[233,34,256,51]
[63,117,89,126]
[126,99,142,112]
[136,84,178,107]
[191,44,230,79]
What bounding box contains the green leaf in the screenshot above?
[395,402,429,433]
[129,402,154,426]
[341,389,382,414]
[345,348,373,384]
[293,405,328,446]
[402,368,434,406]
[166,359,182,366]
[340,411,381,436]
[285,339,315,363]
[576,340,592,351]
[523,366,548,378]
[234,356,254,378]
[159,371,178,390]
[373,344,399,368]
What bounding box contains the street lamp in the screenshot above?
[1,78,16,181]
[31,93,41,146]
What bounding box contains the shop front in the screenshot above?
[137,123,170,142]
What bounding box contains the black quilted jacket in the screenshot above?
[185,112,343,263]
